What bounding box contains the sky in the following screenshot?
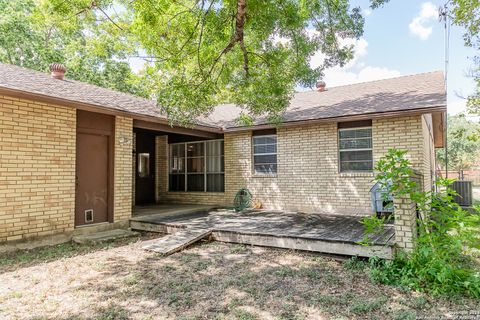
[318,0,477,115]
[127,1,477,116]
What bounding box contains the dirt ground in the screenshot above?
[0,233,478,320]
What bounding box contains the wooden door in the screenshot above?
[75,132,109,226]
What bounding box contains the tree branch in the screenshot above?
[97,6,124,31]
[239,41,249,76]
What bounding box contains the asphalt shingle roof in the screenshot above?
[0,63,173,120]
[204,71,446,129]
[0,63,445,130]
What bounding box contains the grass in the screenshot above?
[0,233,159,272]
[0,238,478,319]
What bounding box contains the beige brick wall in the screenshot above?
[156,135,168,203]
[421,114,435,192]
[132,132,136,206]
[0,95,76,242]
[394,195,417,251]
[113,116,133,223]
[155,114,435,214]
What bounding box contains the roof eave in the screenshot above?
[222,105,447,132]
[0,86,224,134]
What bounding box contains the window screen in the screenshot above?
[338,127,373,172]
[169,140,224,192]
[252,135,277,174]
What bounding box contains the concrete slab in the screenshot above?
[72,229,139,244]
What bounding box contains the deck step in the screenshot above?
[142,228,212,255]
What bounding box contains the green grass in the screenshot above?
[349,297,389,314]
[229,244,249,254]
[233,310,258,320]
[95,303,130,320]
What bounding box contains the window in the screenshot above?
[137,153,150,178]
[169,140,224,192]
[253,135,277,174]
[338,126,373,172]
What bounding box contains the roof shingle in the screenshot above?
[204,71,446,129]
[0,63,445,130]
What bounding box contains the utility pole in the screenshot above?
[439,3,449,179]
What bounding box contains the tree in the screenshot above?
[449,0,480,114]
[436,114,480,171]
[43,0,388,124]
[0,0,147,96]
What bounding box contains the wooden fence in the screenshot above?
[436,170,480,186]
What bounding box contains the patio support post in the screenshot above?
[156,135,168,202]
[393,195,417,252]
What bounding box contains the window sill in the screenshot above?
[252,173,278,178]
[167,191,226,194]
[339,171,374,178]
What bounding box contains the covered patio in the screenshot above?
[130,205,395,259]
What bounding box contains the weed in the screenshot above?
[230,244,249,254]
[299,266,321,279]
[233,309,258,320]
[393,310,417,320]
[349,296,388,314]
[95,303,130,320]
[228,297,246,309]
[344,256,367,270]
[278,303,302,320]
[364,149,480,297]
[193,260,210,271]
[162,264,176,272]
[122,275,139,286]
[274,266,296,277]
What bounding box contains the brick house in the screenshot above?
[0,63,446,246]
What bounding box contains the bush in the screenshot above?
[364,149,480,298]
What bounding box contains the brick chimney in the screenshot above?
[316,80,326,92]
[49,63,66,80]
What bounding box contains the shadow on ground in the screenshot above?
[55,241,476,320]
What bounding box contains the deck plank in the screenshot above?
[142,228,212,255]
[132,209,395,258]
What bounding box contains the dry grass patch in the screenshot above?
[0,236,477,319]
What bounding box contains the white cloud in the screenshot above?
[309,37,401,88]
[448,99,467,115]
[310,37,368,69]
[362,8,372,17]
[409,2,438,40]
[323,66,401,87]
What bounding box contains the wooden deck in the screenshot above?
[130,206,395,259]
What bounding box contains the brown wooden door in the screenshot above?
[75,133,109,226]
[135,131,156,205]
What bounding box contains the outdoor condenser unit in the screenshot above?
[449,180,473,207]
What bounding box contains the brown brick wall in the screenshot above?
[156,114,434,214]
[0,95,76,242]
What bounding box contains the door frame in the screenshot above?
[75,110,115,226]
[133,130,157,205]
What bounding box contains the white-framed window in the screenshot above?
[338,126,373,172]
[252,135,277,174]
[169,140,224,192]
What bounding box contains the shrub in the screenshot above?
[364,149,480,298]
